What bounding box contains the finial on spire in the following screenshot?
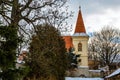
[79,6,81,11]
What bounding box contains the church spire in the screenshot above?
[79,6,81,11]
[74,7,86,33]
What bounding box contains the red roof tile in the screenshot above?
[63,36,73,51]
[74,10,86,33]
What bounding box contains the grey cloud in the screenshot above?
[78,0,120,15]
[97,0,120,7]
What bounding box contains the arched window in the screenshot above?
[78,42,82,51]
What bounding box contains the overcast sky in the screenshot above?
[67,0,120,33]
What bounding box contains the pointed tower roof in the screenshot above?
[74,7,86,33]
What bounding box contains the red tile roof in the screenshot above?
[74,10,86,33]
[63,36,73,51]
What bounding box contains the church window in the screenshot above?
[78,42,82,51]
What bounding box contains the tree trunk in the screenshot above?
[11,0,19,28]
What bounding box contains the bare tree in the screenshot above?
[88,26,120,69]
[0,0,73,31]
[0,0,73,52]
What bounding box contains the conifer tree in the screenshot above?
[67,48,80,69]
[0,25,24,80]
[26,24,68,80]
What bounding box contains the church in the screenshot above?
[63,8,89,77]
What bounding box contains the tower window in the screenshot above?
[78,42,82,51]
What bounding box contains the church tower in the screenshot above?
[72,8,89,76]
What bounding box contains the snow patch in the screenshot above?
[89,70,101,73]
[78,66,89,68]
[105,68,120,78]
[72,33,89,36]
[65,77,104,80]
